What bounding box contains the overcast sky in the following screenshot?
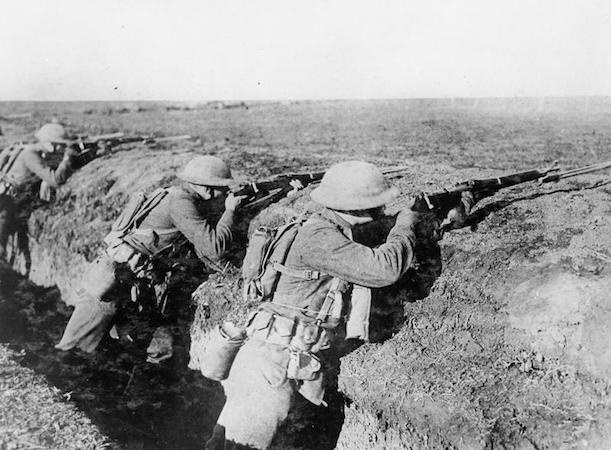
[1,0,610,100]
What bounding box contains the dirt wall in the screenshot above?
[336,176,611,449]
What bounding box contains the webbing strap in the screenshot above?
[132,227,179,236]
[315,278,343,323]
[269,277,339,320]
[271,262,320,280]
[129,188,169,230]
[0,145,24,178]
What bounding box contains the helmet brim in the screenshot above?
[177,171,235,187]
[310,185,399,210]
[34,133,71,144]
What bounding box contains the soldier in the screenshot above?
[0,123,77,264]
[56,155,246,363]
[206,160,472,449]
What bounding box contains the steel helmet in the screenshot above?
[310,161,399,210]
[177,156,234,186]
[35,123,70,144]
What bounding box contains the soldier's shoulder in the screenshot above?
[21,143,42,155]
[300,213,342,237]
[165,185,198,208]
[166,185,191,199]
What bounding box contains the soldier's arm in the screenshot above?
[301,214,418,288]
[169,194,235,262]
[23,148,74,187]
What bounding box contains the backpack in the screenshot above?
[0,144,24,179]
[242,218,322,302]
[103,187,170,248]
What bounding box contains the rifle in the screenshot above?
[410,160,611,227]
[0,112,33,121]
[69,133,191,166]
[233,166,410,208]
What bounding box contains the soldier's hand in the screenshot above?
[441,191,474,231]
[63,146,79,161]
[395,208,421,228]
[225,193,247,211]
[397,203,443,242]
[95,141,110,157]
[287,179,305,197]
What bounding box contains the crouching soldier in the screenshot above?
[56,155,246,363]
[206,160,472,449]
[0,123,77,265]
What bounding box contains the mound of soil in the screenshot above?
[336,177,611,449]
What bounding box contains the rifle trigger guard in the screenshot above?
[423,194,434,210]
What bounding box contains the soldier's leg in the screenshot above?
[146,268,174,364]
[56,254,120,352]
[208,340,294,450]
[0,194,16,261]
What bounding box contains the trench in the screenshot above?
[0,178,357,449]
[2,140,610,448]
[5,180,611,449]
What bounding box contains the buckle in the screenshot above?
[303,270,319,281]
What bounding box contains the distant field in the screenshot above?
[2,98,611,174]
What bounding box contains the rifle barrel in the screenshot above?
[542,160,611,182]
[153,135,191,142]
[381,166,411,175]
[87,132,125,141]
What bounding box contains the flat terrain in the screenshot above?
[1,98,610,449]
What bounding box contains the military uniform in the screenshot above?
[208,206,418,449]
[0,143,74,261]
[57,155,243,363]
[56,184,236,354]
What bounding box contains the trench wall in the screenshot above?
[336,177,611,449]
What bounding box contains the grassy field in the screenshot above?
[1,98,610,449]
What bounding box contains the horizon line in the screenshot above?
[1,95,610,103]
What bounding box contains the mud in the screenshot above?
[1,99,610,449]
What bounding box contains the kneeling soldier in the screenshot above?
[0,123,76,263]
[56,155,245,363]
[206,160,470,449]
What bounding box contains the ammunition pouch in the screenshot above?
[105,232,178,319]
[246,310,332,354]
[245,310,328,403]
[104,239,147,274]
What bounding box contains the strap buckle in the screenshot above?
[303,270,319,281]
